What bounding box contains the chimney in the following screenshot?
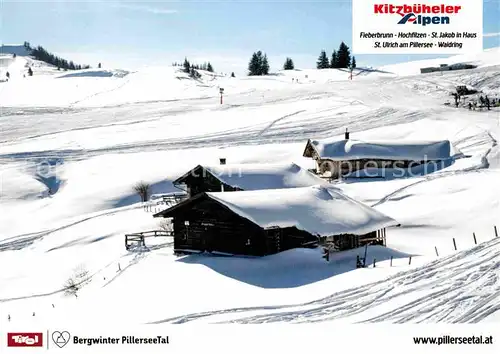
[345,128,350,140]
[219,158,226,165]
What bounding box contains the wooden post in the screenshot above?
[390,256,393,267]
[408,256,412,265]
[220,87,224,105]
[435,246,439,257]
[453,238,457,251]
[495,226,498,238]
[473,232,477,245]
[373,258,376,268]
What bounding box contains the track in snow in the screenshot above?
[151,237,500,324]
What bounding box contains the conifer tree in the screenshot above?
[330,50,338,68]
[261,54,270,75]
[231,72,235,77]
[316,50,329,69]
[190,67,201,79]
[248,52,261,76]
[283,57,294,70]
[183,58,191,73]
[351,56,357,69]
[28,44,88,70]
[207,62,214,72]
[248,51,270,76]
[336,42,351,69]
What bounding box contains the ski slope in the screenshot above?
[0,47,499,326]
[152,237,500,324]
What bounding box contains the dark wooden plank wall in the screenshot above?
[265,227,319,253]
[172,199,267,256]
[327,230,385,251]
[317,158,431,178]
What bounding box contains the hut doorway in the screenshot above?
[201,222,217,252]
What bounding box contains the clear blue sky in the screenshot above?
[1,0,499,73]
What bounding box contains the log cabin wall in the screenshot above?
[340,159,423,173]
[172,198,267,256]
[358,230,385,246]
[327,229,385,250]
[330,234,357,251]
[317,158,427,178]
[264,227,317,254]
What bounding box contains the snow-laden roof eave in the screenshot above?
[207,186,399,237]
[311,139,452,161]
[262,218,399,237]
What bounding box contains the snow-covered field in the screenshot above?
[0,47,499,326]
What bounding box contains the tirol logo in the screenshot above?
[374,4,462,26]
[7,333,43,347]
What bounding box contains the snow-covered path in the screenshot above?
[151,237,500,324]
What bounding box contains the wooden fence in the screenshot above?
[360,225,498,269]
[125,230,173,250]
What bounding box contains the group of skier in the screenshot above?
[467,95,494,111]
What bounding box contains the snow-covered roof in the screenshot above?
[304,138,452,161]
[204,185,398,236]
[174,162,327,190]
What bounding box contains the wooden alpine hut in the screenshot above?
[153,185,398,257]
[303,130,453,179]
[172,162,327,198]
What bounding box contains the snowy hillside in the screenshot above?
[0,52,60,82]
[0,47,499,326]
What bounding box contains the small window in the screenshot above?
[184,221,190,226]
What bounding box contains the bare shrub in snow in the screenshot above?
[133,181,151,202]
[63,277,79,297]
[63,265,91,297]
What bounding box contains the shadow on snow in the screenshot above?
[176,246,414,289]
